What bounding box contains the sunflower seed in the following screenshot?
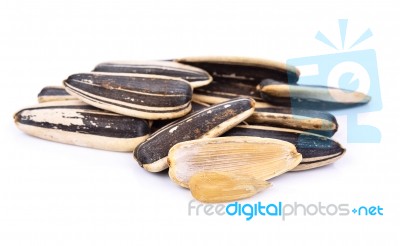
[189,171,271,203]
[63,72,193,120]
[247,107,338,137]
[192,80,272,107]
[14,100,150,152]
[258,79,371,109]
[134,97,256,172]
[175,56,300,85]
[223,125,345,171]
[38,86,78,103]
[168,136,302,188]
[149,101,209,133]
[93,60,212,88]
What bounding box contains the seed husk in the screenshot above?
[134,98,256,173]
[223,125,345,171]
[189,171,271,203]
[193,80,272,107]
[93,60,212,88]
[14,100,150,152]
[175,56,300,85]
[38,86,78,103]
[247,107,338,137]
[63,72,193,120]
[168,136,302,188]
[149,101,209,133]
[258,79,371,110]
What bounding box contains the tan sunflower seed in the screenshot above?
[176,56,300,85]
[168,136,302,188]
[189,171,271,203]
[223,125,346,171]
[257,79,371,110]
[14,100,150,152]
[38,86,78,103]
[93,60,212,88]
[63,72,193,120]
[134,98,256,172]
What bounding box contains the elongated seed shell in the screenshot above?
[189,171,271,203]
[168,136,302,188]
[14,100,150,152]
[176,56,300,85]
[223,125,345,171]
[134,98,256,172]
[247,107,338,137]
[193,80,271,107]
[93,61,212,88]
[258,79,371,110]
[149,101,209,133]
[38,86,78,103]
[63,72,193,120]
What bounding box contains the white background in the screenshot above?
[1,0,399,245]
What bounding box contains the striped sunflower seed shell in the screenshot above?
[258,79,371,110]
[168,136,302,188]
[134,97,256,173]
[93,60,212,88]
[247,107,338,137]
[149,101,209,133]
[193,80,272,107]
[223,125,345,171]
[63,72,193,120]
[14,100,150,152]
[175,56,300,85]
[38,86,78,103]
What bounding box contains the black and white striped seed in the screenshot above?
[176,56,300,85]
[134,97,256,172]
[193,80,271,107]
[258,79,371,110]
[63,72,193,120]
[149,101,209,133]
[93,61,212,88]
[14,100,150,152]
[38,86,77,103]
[247,107,338,137]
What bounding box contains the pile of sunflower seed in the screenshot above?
[14,57,370,203]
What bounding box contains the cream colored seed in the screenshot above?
[189,171,271,203]
[168,136,302,188]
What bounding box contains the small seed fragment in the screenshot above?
[223,125,345,171]
[247,107,338,137]
[258,79,371,109]
[168,136,302,188]
[63,72,193,120]
[193,80,271,107]
[14,100,150,152]
[93,60,212,88]
[134,98,256,172]
[38,86,78,103]
[189,171,271,203]
[176,56,300,85]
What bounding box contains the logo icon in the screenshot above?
[287,19,381,143]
